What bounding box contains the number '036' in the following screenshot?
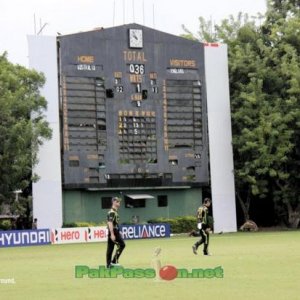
[129,64,145,75]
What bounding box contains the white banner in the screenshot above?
[51,226,108,244]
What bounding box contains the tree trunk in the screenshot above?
[286,202,300,229]
[237,192,250,222]
[276,180,300,228]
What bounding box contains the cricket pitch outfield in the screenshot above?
[0,231,299,300]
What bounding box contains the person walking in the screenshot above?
[192,198,212,256]
[106,196,126,268]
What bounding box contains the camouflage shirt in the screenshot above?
[107,208,120,229]
[197,205,208,225]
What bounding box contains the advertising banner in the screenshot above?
[120,223,170,240]
[0,229,51,248]
[51,227,108,244]
[0,224,170,247]
[51,223,170,244]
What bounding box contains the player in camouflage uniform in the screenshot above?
[106,197,126,268]
[192,198,211,256]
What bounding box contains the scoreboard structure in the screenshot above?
[58,24,208,189]
[29,24,237,232]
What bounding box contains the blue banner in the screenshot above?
[120,223,170,240]
[0,229,51,248]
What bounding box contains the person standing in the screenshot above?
[106,196,126,268]
[192,198,212,256]
[32,218,38,229]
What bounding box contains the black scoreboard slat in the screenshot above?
[58,24,208,188]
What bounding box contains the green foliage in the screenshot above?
[62,222,78,228]
[0,53,52,202]
[62,221,106,228]
[182,16,217,42]
[182,0,300,225]
[148,216,198,233]
[75,222,98,227]
[0,219,12,230]
[64,217,213,233]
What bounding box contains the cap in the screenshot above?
[112,196,121,203]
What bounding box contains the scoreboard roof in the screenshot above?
[58,23,200,45]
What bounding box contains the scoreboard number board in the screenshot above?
[58,25,208,188]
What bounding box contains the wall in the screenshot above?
[63,188,202,224]
[204,43,237,233]
[28,35,63,229]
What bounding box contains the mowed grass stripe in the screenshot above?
[0,231,299,300]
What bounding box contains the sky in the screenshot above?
[0,0,267,66]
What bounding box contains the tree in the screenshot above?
[182,0,300,227]
[0,53,52,207]
[263,0,300,227]
[182,16,217,42]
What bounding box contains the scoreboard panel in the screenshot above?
[58,24,208,188]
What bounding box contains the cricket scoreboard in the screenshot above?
[58,24,209,189]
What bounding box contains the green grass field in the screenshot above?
[1,231,300,300]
